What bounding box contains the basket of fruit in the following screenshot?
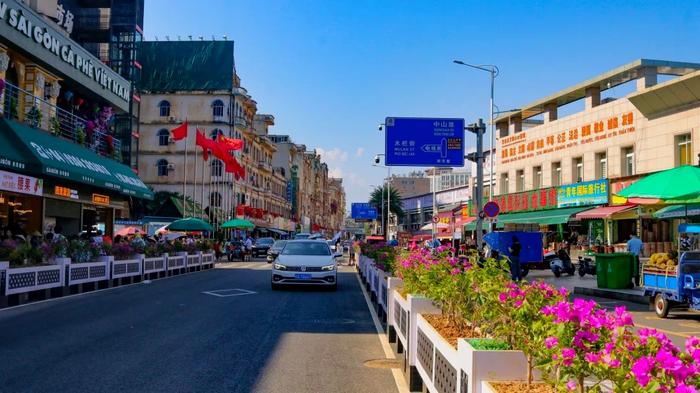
[643,251,679,275]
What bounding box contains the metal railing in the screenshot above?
[2,82,122,161]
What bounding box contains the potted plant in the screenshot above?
[68,239,100,263]
[49,116,61,136]
[25,106,42,128]
[75,122,86,145]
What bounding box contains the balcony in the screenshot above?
[234,117,250,128]
[2,82,122,161]
[258,160,272,172]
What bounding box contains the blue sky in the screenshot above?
[144,1,699,209]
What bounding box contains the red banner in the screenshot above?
[170,120,188,141]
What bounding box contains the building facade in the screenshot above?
[492,59,700,251]
[0,0,151,237]
[387,171,431,198]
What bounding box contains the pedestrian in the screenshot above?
[508,235,522,281]
[244,236,253,261]
[627,232,643,286]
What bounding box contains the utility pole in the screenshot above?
[466,119,486,251]
[386,167,391,240]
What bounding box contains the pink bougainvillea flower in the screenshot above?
[631,356,654,387]
[561,347,576,366]
[498,293,508,303]
[566,380,577,391]
[675,383,697,393]
[584,352,601,364]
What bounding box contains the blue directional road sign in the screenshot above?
[351,203,378,220]
[384,117,465,167]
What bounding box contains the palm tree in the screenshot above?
[369,185,404,223]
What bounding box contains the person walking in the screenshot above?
[627,232,643,286]
[508,235,522,281]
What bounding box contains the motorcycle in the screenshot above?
[225,241,245,262]
[548,248,575,277]
[578,255,596,277]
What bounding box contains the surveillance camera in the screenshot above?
[374,155,380,164]
[378,124,383,131]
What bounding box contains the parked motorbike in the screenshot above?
[225,241,245,262]
[548,248,575,277]
[578,256,596,277]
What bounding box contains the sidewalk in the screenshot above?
[527,269,649,305]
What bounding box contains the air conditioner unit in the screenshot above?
[167,164,175,170]
[168,117,177,123]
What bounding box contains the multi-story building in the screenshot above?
[327,178,346,234]
[387,171,430,198]
[434,168,471,192]
[0,0,151,236]
[269,134,307,225]
[492,59,700,250]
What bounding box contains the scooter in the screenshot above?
[578,256,596,277]
[549,248,575,277]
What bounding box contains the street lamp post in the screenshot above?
[453,60,498,203]
[373,154,390,238]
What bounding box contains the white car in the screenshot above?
[271,240,341,291]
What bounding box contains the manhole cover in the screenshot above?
[363,359,402,369]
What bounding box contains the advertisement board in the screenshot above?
[557,179,609,208]
[0,170,43,196]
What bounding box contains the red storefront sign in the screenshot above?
[469,187,558,215]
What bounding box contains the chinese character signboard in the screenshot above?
[92,193,110,205]
[0,170,43,196]
[351,203,378,220]
[557,179,609,208]
[469,188,558,215]
[499,111,636,164]
[385,117,465,167]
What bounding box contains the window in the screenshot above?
[500,173,509,194]
[516,169,524,192]
[573,157,583,183]
[533,166,542,189]
[212,99,224,118]
[158,100,170,117]
[211,159,223,177]
[551,162,562,186]
[210,129,223,140]
[157,159,169,176]
[676,133,692,166]
[596,152,607,179]
[157,129,169,146]
[622,146,635,176]
[210,192,222,207]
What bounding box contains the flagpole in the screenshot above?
[200,142,205,220]
[209,158,213,239]
[182,124,188,218]
[193,126,199,220]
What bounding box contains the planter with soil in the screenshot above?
[481,381,554,393]
[461,338,539,393]
[416,313,484,393]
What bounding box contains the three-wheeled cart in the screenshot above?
[483,231,544,277]
[643,224,700,318]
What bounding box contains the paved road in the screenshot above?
[0,258,398,393]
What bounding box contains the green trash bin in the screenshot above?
[595,253,634,289]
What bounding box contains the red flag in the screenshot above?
[224,155,245,180]
[171,120,188,141]
[195,129,216,161]
[217,135,244,151]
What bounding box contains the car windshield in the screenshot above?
[271,240,287,250]
[282,242,331,256]
[294,233,310,239]
[257,238,274,245]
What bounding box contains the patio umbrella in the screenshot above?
[220,218,255,230]
[616,165,700,204]
[115,226,141,236]
[420,222,449,231]
[166,217,213,232]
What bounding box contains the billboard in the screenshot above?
[385,117,465,167]
[351,203,378,220]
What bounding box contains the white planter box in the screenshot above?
[416,313,465,393]
[387,277,404,331]
[67,261,110,286]
[5,264,65,295]
[112,258,142,279]
[168,255,186,271]
[186,253,201,268]
[378,271,388,312]
[201,252,215,266]
[393,289,410,348]
[406,295,440,367]
[143,256,166,274]
[460,339,533,393]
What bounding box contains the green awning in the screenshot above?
[465,221,505,231]
[497,207,592,225]
[0,119,153,200]
[170,196,208,219]
[654,204,700,219]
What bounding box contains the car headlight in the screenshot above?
[274,263,287,270]
[321,264,335,271]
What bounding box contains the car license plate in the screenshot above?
[294,273,312,280]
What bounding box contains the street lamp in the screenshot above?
[453,60,499,203]
[373,154,391,240]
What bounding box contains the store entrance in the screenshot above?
[82,206,113,236]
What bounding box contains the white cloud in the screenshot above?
[316,147,348,163]
[355,147,365,157]
[328,167,343,178]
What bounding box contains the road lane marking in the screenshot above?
[634,323,692,339]
[355,272,409,393]
[202,288,257,297]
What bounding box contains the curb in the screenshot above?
[573,286,649,305]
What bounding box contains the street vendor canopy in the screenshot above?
[575,204,637,219]
[616,165,700,204]
[0,119,153,200]
[654,204,700,219]
[497,207,591,225]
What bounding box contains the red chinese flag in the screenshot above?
[195,129,214,161]
[170,120,188,141]
[217,135,244,151]
[224,155,246,180]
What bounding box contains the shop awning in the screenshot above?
[0,119,153,200]
[465,221,505,231]
[575,204,637,219]
[654,204,700,219]
[498,207,592,225]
